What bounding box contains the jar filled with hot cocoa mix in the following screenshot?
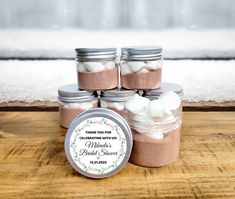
[76,48,118,90]
[124,93,182,167]
[58,84,98,128]
[100,88,136,117]
[120,46,163,89]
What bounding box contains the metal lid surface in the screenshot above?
[64,108,132,179]
[143,82,184,100]
[101,88,136,102]
[58,84,97,103]
[121,46,162,61]
[75,48,117,61]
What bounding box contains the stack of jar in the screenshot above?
[58,46,183,167]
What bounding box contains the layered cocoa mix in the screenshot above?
[59,107,84,128]
[121,69,161,90]
[129,128,181,167]
[78,67,118,90]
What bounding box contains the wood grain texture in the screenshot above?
[0,112,234,199]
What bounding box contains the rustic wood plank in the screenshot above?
[0,112,234,199]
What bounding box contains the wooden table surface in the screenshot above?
[0,112,234,199]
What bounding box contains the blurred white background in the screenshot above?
[0,0,234,29]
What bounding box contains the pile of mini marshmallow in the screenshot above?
[77,60,162,74]
[100,100,126,111]
[121,60,162,75]
[125,91,181,139]
[77,61,116,72]
[62,101,96,110]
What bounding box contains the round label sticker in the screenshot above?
[69,117,127,175]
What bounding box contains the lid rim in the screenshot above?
[58,84,97,100]
[76,48,117,61]
[58,96,97,103]
[101,89,136,102]
[121,46,163,61]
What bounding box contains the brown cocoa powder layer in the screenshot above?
[78,68,118,90]
[129,127,181,167]
[59,103,98,128]
[121,69,162,89]
[59,107,83,128]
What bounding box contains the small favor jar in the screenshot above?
[124,93,182,167]
[120,46,163,89]
[100,88,136,117]
[58,84,98,128]
[76,48,118,90]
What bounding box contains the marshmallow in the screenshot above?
[100,100,109,108]
[144,132,164,139]
[110,102,125,110]
[134,126,149,134]
[160,91,181,110]
[77,62,86,72]
[138,108,149,116]
[121,62,132,75]
[126,93,180,138]
[161,113,176,123]
[79,102,94,110]
[149,98,176,123]
[132,110,148,122]
[132,117,155,134]
[148,99,165,117]
[125,94,149,114]
[64,103,81,109]
[145,60,162,70]
[138,68,149,73]
[83,62,105,72]
[104,61,115,70]
[128,61,145,73]
[133,115,154,125]
[101,101,125,110]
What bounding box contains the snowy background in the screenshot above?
[0,59,234,103]
[0,29,234,59]
[0,0,234,103]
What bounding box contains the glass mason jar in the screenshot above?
[143,82,184,118]
[58,84,98,128]
[125,106,182,167]
[75,48,118,90]
[100,88,136,117]
[120,46,163,89]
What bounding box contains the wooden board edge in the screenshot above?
[0,101,235,111]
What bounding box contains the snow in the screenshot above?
[0,60,234,103]
[0,29,234,58]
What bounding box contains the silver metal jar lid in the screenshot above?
[101,88,136,102]
[121,46,162,61]
[64,108,133,179]
[143,82,184,100]
[58,84,97,103]
[75,48,117,61]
